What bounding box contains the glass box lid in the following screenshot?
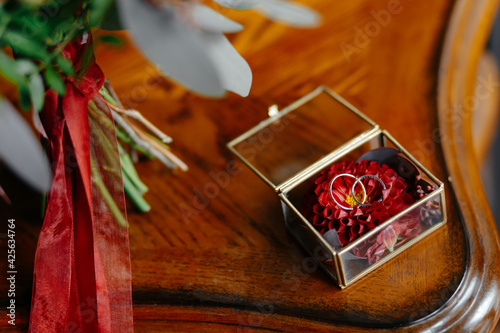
[227,86,380,191]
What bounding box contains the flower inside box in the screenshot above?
[227,86,446,288]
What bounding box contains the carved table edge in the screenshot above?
[428,0,500,332]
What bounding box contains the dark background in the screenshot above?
[483,11,500,231]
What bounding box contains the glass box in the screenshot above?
[227,87,446,288]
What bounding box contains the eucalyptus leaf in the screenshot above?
[18,0,46,8]
[189,4,243,33]
[98,0,123,30]
[212,0,261,10]
[44,67,66,95]
[201,32,252,97]
[18,81,31,110]
[97,35,123,46]
[28,73,45,112]
[0,98,51,192]
[117,0,225,96]
[4,31,50,61]
[256,0,320,27]
[0,6,10,34]
[55,56,74,75]
[15,59,38,76]
[0,51,22,83]
[88,0,114,27]
[32,107,47,139]
[17,13,51,39]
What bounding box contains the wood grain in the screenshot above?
[0,0,499,331]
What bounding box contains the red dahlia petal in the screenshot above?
[301,159,416,247]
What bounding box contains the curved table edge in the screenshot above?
[126,0,500,331]
[431,0,500,331]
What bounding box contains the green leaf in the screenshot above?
[0,51,22,83]
[18,81,31,111]
[88,0,114,27]
[44,67,65,95]
[97,35,123,46]
[17,14,50,40]
[0,6,12,38]
[122,172,151,213]
[55,55,74,75]
[28,73,45,112]
[4,31,50,62]
[15,59,38,76]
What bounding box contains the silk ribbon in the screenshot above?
[30,36,133,332]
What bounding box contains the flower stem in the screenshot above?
[122,171,151,213]
[118,142,149,195]
[90,153,128,228]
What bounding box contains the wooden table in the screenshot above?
[1,0,500,331]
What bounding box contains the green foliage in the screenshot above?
[88,0,115,28]
[97,34,122,46]
[56,56,75,75]
[0,51,21,83]
[17,79,31,110]
[44,66,65,95]
[0,0,114,111]
[4,30,51,62]
[15,59,38,76]
[28,73,45,111]
[0,52,44,111]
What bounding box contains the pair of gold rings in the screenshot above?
[328,174,386,210]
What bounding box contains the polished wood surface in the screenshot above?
[436,0,500,331]
[1,0,500,331]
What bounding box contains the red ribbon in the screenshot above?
[30,37,133,332]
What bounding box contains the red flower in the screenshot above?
[301,160,415,247]
[352,210,422,264]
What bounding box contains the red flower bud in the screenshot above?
[301,160,417,250]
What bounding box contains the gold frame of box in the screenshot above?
[228,86,446,288]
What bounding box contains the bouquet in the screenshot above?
[0,0,319,331]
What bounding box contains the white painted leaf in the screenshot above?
[15,59,38,76]
[189,4,243,33]
[32,108,48,139]
[28,73,45,112]
[201,32,252,97]
[212,0,260,10]
[0,98,51,192]
[117,0,225,96]
[256,0,320,27]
